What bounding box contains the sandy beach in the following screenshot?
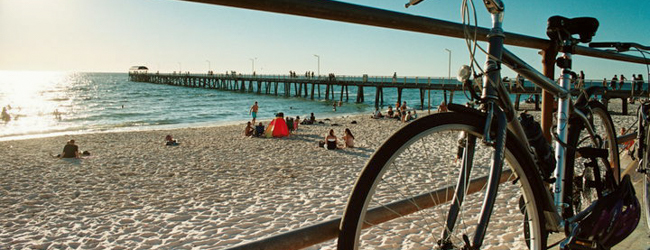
[0,100,643,249]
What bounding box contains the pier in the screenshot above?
[129,71,646,114]
[129,71,475,109]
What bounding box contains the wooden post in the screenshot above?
[397,87,403,104]
[374,87,381,109]
[325,84,330,100]
[541,46,559,143]
[419,88,425,109]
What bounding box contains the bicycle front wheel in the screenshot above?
[338,112,549,249]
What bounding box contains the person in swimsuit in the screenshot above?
[60,139,80,158]
[386,106,394,118]
[438,101,449,113]
[342,128,355,148]
[324,129,338,150]
[244,122,254,137]
[249,101,259,124]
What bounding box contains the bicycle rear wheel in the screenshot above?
[564,101,620,219]
[338,112,549,249]
[643,126,650,231]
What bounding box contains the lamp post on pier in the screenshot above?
[177,62,182,74]
[313,54,320,77]
[206,60,211,74]
[445,49,451,82]
[250,58,257,75]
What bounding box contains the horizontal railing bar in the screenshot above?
[227,170,512,250]
[179,0,649,65]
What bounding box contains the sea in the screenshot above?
[0,71,464,141]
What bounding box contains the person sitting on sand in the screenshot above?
[342,128,355,148]
[60,139,80,158]
[244,121,254,137]
[438,101,449,113]
[254,122,265,137]
[302,113,316,125]
[323,129,338,150]
[405,111,415,122]
[371,108,384,119]
[294,116,300,131]
[165,135,179,146]
[386,105,394,118]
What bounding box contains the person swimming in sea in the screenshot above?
[1,107,10,122]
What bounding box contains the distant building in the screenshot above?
[129,66,149,74]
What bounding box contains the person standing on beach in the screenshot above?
[638,74,645,94]
[619,74,626,91]
[577,70,585,89]
[400,101,408,122]
[610,75,618,90]
[60,140,80,158]
[249,101,259,124]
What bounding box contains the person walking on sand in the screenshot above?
[249,101,259,124]
[60,139,80,158]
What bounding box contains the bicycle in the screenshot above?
[589,41,650,233]
[337,1,641,249]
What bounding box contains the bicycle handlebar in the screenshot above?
[589,42,650,52]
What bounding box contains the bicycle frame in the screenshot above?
[445,0,606,245]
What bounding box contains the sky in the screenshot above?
[1,0,648,79]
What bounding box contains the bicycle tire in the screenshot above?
[337,112,549,249]
[563,100,621,219]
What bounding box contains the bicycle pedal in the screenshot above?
[561,239,598,250]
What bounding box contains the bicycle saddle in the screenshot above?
[547,16,599,43]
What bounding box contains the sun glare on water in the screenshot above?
[0,71,73,139]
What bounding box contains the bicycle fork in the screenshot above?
[440,105,508,249]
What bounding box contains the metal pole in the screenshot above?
[179,0,649,65]
[206,60,211,72]
[313,54,320,76]
[445,48,451,83]
[250,58,257,74]
[177,62,182,73]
